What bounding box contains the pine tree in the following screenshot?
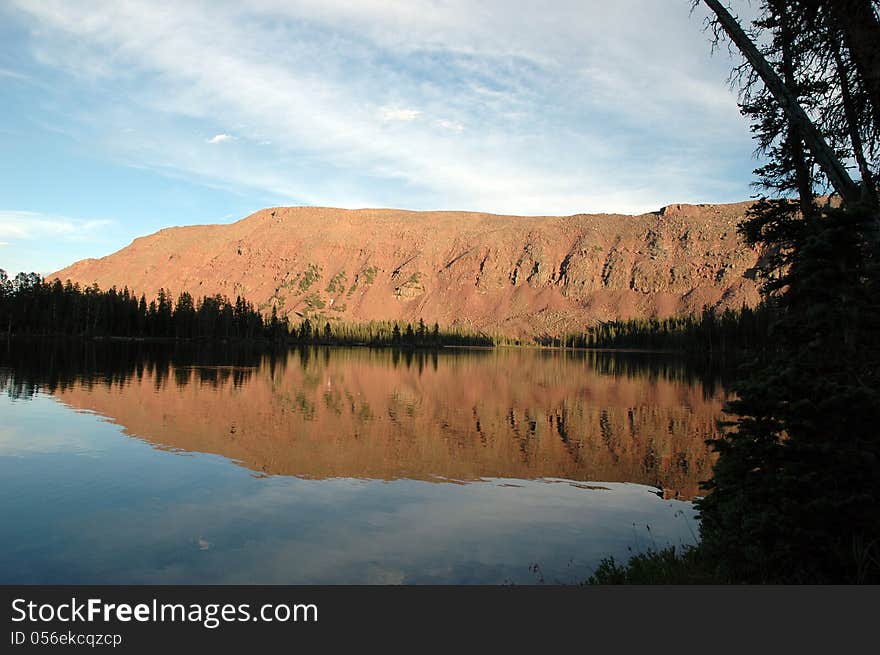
[694,0,880,582]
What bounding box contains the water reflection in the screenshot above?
[0,341,727,584]
[1,341,724,498]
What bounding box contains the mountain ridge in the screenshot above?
[51,201,763,337]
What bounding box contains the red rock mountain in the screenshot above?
[51,202,763,337]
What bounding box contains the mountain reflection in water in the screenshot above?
[2,342,726,499]
[0,341,728,584]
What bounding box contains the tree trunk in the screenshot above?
[833,45,878,208]
[780,14,816,218]
[702,0,861,205]
[828,0,880,133]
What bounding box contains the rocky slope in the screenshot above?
[52,202,763,337]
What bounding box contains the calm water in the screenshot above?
[0,341,727,584]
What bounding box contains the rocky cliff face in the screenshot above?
[52,202,762,336]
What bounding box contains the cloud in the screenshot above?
[0,210,114,242]
[435,119,463,132]
[4,0,757,215]
[381,107,421,122]
[0,211,118,275]
[0,67,30,81]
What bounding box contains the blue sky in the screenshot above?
[0,0,759,275]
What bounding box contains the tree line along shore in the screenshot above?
[0,270,773,354]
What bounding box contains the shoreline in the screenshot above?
[2,333,695,356]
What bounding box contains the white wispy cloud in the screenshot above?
[207,133,234,144]
[435,119,464,132]
[5,0,756,215]
[0,67,30,81]
[0,211,119,275]
[0,210,113,242]
[381,107,421,122]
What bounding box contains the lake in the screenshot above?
[0,341,727,584]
